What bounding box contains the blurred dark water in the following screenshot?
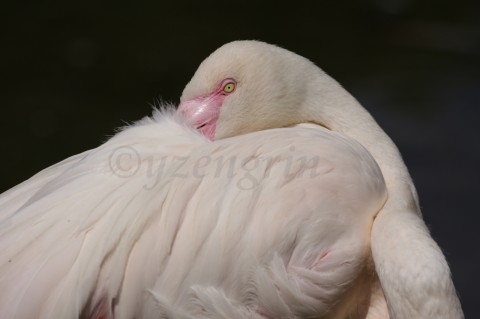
[0,1,478,317]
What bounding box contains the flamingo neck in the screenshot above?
[307,87,463,318]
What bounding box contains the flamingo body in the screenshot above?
[1,112,385,318]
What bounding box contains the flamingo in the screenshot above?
[0,40,463,319]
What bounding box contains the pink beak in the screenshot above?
[178,93,226,141]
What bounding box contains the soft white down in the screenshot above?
[0,41,463,319]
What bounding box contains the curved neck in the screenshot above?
[306,82,463,318]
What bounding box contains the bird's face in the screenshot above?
[178,76,238,140]
[178,41,325,140]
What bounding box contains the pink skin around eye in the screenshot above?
[178,79,235,141]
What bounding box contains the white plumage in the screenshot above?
[0,41,463,319]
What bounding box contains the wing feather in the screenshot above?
[0,112,386,319]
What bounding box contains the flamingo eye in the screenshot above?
[222,81,236,94]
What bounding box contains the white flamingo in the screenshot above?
[0,40,463,319]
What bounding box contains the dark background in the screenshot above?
[1,1,478,317]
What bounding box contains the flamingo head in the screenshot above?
[178,40,341,141]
